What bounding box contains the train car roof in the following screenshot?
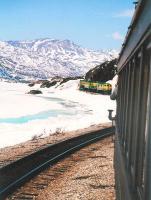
[117,0,151,71]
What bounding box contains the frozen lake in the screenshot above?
[0,80,116,148]
[0,98,88,124]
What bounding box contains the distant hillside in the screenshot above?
[0,38,118,81]
[85,58,117,82]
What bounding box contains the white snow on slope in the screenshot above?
[0,39,118,80]
[0,79,116,148]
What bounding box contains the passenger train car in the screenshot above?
[114,0,151,199]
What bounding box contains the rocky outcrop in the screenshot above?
[28,83,35,87]
[59,76,83,85]
[85,59,117,82]
[40,80,58,88]
[38,76,83,88]
[28,90,42,94]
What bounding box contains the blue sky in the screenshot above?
[0,0,134,50]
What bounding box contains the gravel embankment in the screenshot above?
[0,122,111,167]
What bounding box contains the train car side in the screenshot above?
[115,0,151,199]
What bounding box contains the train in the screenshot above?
[79,80,112,95]
[112,0,151,200]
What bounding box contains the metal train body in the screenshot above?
[79,80,112,95]
[115,0,151,199]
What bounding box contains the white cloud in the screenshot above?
[115,9,134,18]
[112,32,123,40]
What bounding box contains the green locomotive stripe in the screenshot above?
[79,80,112,94]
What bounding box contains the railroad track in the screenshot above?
[0,126,114,199]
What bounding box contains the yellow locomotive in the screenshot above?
[79,80,112,95]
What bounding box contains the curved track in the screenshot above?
[0,126,114,199]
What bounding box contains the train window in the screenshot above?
[121,69,126,143]
[129,56,141,177]
[135,46,151,196]
[124,63,133,161]
[120,66,128,147]
[119,68,125,142]
[147,41,151,50]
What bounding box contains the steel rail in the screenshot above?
[0,126,114,199]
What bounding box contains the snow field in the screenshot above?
[0,79,116,148]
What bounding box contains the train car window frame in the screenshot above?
[143,43,151,200]
[135,42,151,200]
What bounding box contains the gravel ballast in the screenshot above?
[37,136,115,200]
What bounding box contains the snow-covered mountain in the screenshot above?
[0,38,118,81]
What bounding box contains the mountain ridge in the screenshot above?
[0,38,118,81]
